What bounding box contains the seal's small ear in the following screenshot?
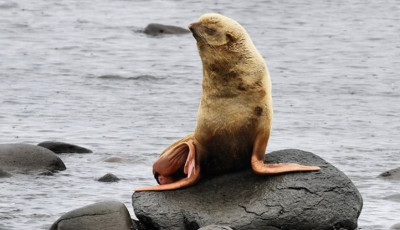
[226,31,234,42]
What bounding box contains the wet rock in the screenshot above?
[0,144,66,173]
[144,23,190,36]
[38,141,92,154]
[132,219,147,230]
[378,167,400,180]
[199,225,233,230]
[0,168,11,178]
[104,156,125,163]
[391,223,400,229]
[132,149,363,230]
[38,170,54,176]
[50,200,134,230]
[98,173,120,182]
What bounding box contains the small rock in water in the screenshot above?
[0,168,11,178]
[144,23,190,36]
[104,156,125,163]
[391,223,400,229]
[98,173,120,182]
[38,141,92,154]
[383,194,400,202]
[378,167,400,180]
[0,144,66,173]
[132,149,363,230]
[49,201,134,230]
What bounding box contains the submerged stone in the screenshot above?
[104,156,125,163]
[0,168,11,178]
[98,173,120,182]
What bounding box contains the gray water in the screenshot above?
[0,0,399,229]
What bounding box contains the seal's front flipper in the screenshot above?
[134,140,201,191]
[252,160,320,174]
[251,132,320,175]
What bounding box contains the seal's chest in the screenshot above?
[201,124,255,176]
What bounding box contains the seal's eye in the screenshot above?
[205,27,216,35]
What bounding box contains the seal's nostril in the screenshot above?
[188,22,197,31]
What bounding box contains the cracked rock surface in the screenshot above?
[132,149,363,230]
[198,225,233,230]
[50,200,134,230]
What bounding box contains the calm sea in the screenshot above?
[0,0,399,229]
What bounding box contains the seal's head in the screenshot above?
[188,13,263,80]
[188,13,259,72]
[188,13,250,48]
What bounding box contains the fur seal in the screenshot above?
[135,13,320,191]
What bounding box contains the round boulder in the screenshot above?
[50,201,134,230]
[38,141,92,154]
[132,149,363,230]
[0,144,66,173]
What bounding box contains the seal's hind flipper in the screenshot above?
[152,141,191,181]
[135,139,200,191]
[134,167,200,191]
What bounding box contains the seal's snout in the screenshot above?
[188,22,201,41]
[188,22,198,32]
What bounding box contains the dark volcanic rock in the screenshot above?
[144,23,190,36]
[38,141,92,154]
[378,167,400,180]
[0,144,66,173]
[198,225,233,230]
[0,168,11,178]
[132,149,363,230]
[50,201,134,230]
[98,173,120,182]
